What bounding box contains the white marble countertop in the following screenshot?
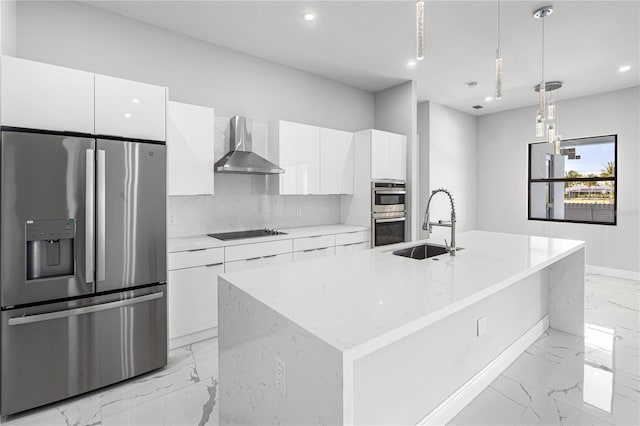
[168,224,369,252]
[220,230,585,358]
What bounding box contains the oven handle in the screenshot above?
[373,190,406,195]
[375,217,406,223]
[7,292,164,326]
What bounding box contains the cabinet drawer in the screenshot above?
[262,253,293,268]
[352,241,370,251]
[224,258,263,273]
[335,230,369,246]
[314,246,335,259]
[225,239,292,262]
[293,249,317,262]
[293,234,335,252]
[168,247,224,271]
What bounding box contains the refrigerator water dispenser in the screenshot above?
[26,219,76,280]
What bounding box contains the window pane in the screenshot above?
[561,136,615,179]
[530,180,615,223]
[530,136,616,180]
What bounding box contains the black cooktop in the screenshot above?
[208,229,287,241]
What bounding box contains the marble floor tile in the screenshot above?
[1,273,637,426]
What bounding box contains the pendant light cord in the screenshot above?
[497,0,501,48]
[541,16,545,83]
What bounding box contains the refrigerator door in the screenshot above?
[96,139,166,292]
[0,130,96,307]
[1,285,167,416]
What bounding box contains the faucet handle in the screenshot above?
[444,239,450,251]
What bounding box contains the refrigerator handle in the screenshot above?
[85,149,95,284]
[8,292,164,326]
[97,149,106,282]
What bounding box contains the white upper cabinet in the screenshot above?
[95,74,166,141]
[370,130,407,181]
[388,132,407,181]
[278,120,301,195]
[167,101,214,196]
[371,131,390,180]
[320,128,339,194]
[299,124,320,194]
[337,131,354,194]
[0,56,95,133]
[277,120,353,195]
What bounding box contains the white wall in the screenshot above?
[477,87,640,273]
[0,0,16,56]
[374,81,418,240]
[15,1,375,236]
[419,101,477,242]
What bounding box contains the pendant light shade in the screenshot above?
[533,5,554,137]
[417,0,425,60]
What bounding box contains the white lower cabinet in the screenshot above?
[225,257,263,273]
[168,263,222,344]
[293,246,336,262]
[336,241,370,255]
[262,253,293,267]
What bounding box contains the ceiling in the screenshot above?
[86,1,639,116]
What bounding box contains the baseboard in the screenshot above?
[417,315,550,426]
[586,265,640,281]
[169,327,218,350]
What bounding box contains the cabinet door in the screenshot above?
[319,128,339,194]
[293,250,317,262]
[278,121,300,195]
[388,133,407,181]
[95,75,166,141]
[370,131,390,180]
[314,246,336,259]
[224,258,263,273]
[299,124,320,194]
[337,131,354,194]
[168,264,221,340]
[262,253,293,268]
[335,244,352,256]
[167,101,214,195]
[0,56,94,133]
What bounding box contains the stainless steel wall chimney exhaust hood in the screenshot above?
[214,116,284,174]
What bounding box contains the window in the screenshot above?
[528,135,617,225]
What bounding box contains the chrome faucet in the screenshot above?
[422,188,457,256]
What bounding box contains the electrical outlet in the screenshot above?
[477,317,487,337]
[295,207,302,217]
[169,215,177,225]
[275,357,286,396]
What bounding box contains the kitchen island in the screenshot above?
[218,231,585,425]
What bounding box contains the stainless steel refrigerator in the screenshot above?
[0,129,167,416]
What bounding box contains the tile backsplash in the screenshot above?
[168,116,341,237]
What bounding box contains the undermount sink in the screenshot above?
[392,243,463,260]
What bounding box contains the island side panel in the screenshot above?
[218,276,344,425]
[351,272,548,426]
[547,247,585,336]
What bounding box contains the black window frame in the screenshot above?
[527,134,617,226]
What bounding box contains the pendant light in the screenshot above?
[533,6,553,133]
[495,0,503,99]
[417,0,425,60]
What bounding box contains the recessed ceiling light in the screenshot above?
[303,13,315,21]
[407,60,417,68]
[485,96,493,102]
[619,65,631,73]
[124,113,132,118]
[132,98,140,104]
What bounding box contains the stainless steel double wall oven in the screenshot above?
[371,180,406,246]
[0,128,167,416]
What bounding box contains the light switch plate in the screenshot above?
[477,316,487,337]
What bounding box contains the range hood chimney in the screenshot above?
[214,116,284,174]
